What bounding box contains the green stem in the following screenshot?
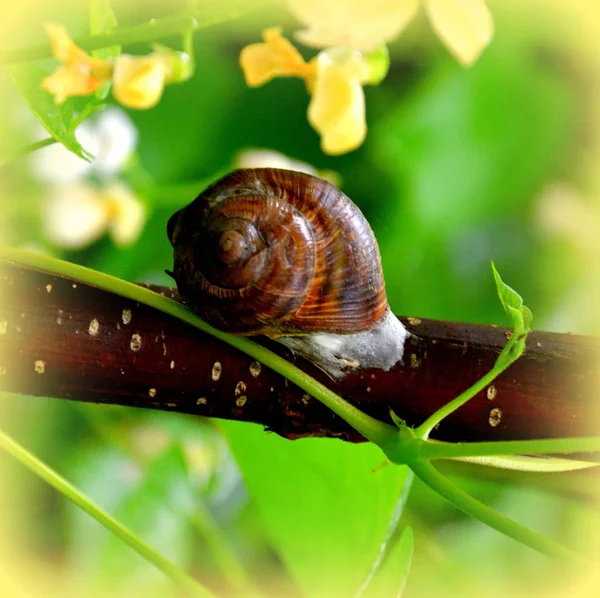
[415,342,516,439]
[409,459,583,563]
[0,1,265,65]
[1,14,195,65]
[0,137,57,168]
[0,246,396,448]
[0,428,217,598]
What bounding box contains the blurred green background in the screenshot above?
[0,1,599,597]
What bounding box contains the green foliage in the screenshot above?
[8,63,92,160]
[492,262,533,338]
[372,34,578,323]
[222,421,412,597]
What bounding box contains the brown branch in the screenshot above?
[1,260,599,443]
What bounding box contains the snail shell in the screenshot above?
[167,168,408,377]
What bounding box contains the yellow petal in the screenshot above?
[287,0,419,51]
[104,183,146,246]
[41,64,107,104]
[307,55,366,155]
[239,27,314,87]
[424,0,494,66]
[112,55,166,109]
[44,22,96,66]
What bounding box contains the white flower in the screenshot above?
[44,184,110,249]
[30,107,138,182]
[236,148,341,186]
[236,148,319,175]
[105,183,147,246]
[31,106,145,250]
[44,182,146,249]
[88,107,139,176]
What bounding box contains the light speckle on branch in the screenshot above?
[34,359,46,374]
[489,407,502,427]
[88,318,100,336]
[130,333,142,352]
[212,361,222,381]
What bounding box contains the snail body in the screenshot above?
[167,168,408,377]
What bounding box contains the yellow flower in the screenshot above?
[307,49,368,155]
[287,0,494,66]
[41,24,191,109]
[240,29,373,155]
[112,55,167,109]
[113,46,193,109]
[41,23,112,103]
[240,27,315,86]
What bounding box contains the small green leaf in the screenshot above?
[389,410,406,429]
[90,0,120,59]
[9,63,92,161]
[491,262,532,335]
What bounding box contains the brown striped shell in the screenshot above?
[167,168,389,336]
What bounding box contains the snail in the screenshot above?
[167,168,408,378]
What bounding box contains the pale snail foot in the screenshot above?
[277,310,409,379]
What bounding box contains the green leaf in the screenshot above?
[90,0,120,59]
[491,262,532,335]
[9,63,92,160]
[221,420,411,598]
[360,527,414,598]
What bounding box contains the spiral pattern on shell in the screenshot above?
[167,168,389,336]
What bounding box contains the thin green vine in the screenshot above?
[0,137,57,168]
[409,459,583,563]
[0,1,267,65]
[0,428,217,598]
